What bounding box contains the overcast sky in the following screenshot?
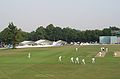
[0,0,120,32]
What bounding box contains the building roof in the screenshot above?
[20,41,34,45]
[35,39,52,44]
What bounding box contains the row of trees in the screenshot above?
[27,24,120,42]
[0,22,120,48]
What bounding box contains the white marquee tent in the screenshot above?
[35,39,53,45]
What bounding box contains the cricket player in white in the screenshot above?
[70,57,74,63]
[101,47,103,51]
[101,47,105,51]
[92,58,95,63]
[28,53,31,59]
[114,52,117,56]
[103,47,105,51]
[76,48,78,52]
[59,56,62,62]
[106,48,108,52]
[75,57,79,64]
[82,59,85,64]
[99,52,102,56]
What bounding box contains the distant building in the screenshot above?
[34,39,53,45]
[52,40,67,46]
[117,37,120,44]
[110,36,117,44]
[19,41,35,46]
[99,36,118,44]
[99,36,110,44]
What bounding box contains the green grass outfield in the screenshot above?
[0,45,120,79]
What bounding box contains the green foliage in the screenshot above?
[0,23,120,44]
[36,26,46,40]
[0,22,28,48]
[45,24,56,41]
[0,28,11,44]
[110,26,120,31]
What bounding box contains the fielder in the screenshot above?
[28,53,31,59]
[106,48,108,52]
[59,56,62,62]
[75,57,79,64]
[92,57,95,63]
[114,52,117,57]
[82,59,85,64]
[76,48,78,52]
[70,57,74,63]
[101,47,103,51]
[101,47,105,51]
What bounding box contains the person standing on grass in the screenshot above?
[102,47,105,51]
[82,59,85,64]
[70,57,74,63]
[114,52,117,57]
[59,56,62,62]
[101,47,103,51]
[101,47,105,51]
[75,57,79,64]
[92,57,95,64]
[76,48,78,52]
[106,48,108,52]
[28,53,31,59]
[99,52,102,57]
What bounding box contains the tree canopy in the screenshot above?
[0,23,27,48]
[0,23,120,47]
